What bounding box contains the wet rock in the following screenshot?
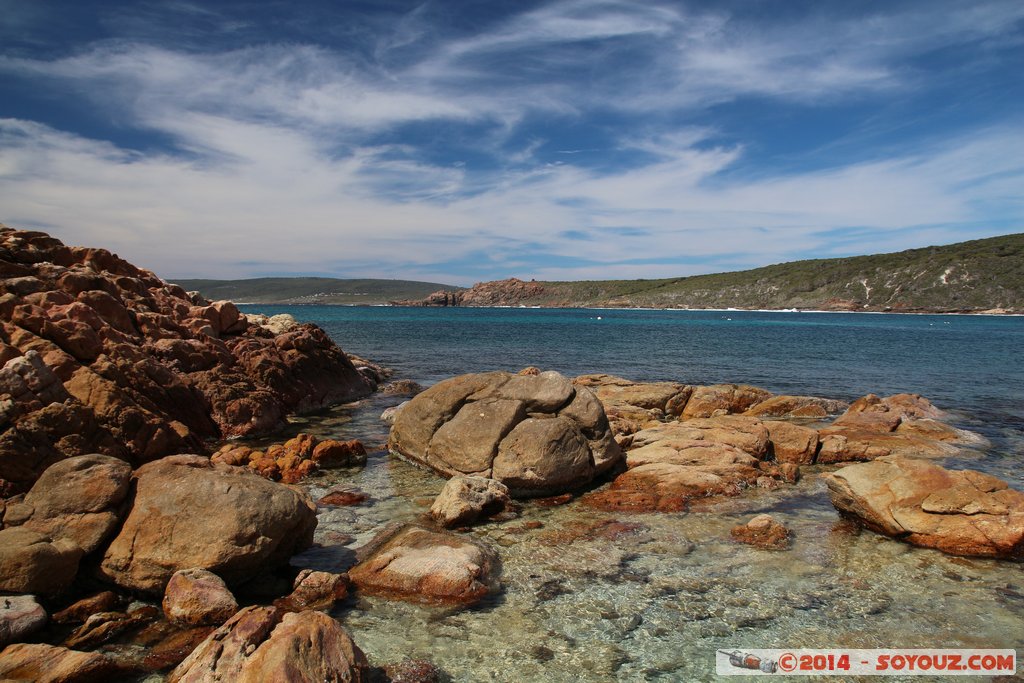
[169,607,368,683]
[99,455,317,594]
[273,569,349,612]
[682,384,773,419]
[389,371,623,496]
[19,454,132,554]
[0,527,82,597]
[318,488,371,507]
[312,439,367,468]
[0,595,47,647]
[63,605,158,650]
[731,514,792,550]
[380,402,407,424]
[430,476,514,528]
[350,524,501,605]
[141,626,217,672]
[162,568,239,627]
[51,591,122,625]
[825,455,1024,559]
[380,380,424,396]
[0,643,116,682]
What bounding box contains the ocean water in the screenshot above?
[240,306,1024,681]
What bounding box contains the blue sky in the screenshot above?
[0,0,1022,285]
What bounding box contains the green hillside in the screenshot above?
[543,232,1024,311]
[173,277,460,305]
[408,233,1024,312]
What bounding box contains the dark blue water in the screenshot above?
[243,306,1024,471]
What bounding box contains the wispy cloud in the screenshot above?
[0,0,1021,284]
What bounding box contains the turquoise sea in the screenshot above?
[239,305,1024,681]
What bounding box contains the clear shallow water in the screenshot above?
[240,306,1024,681]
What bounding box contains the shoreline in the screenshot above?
[235,302,1024,317]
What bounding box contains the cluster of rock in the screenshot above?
[575,374,970,465]
[212,432,367,483]
[0,447,486,679]
[0,226,378,495]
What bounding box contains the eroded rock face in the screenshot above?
[389,371,623,496]
[0,225,374,494]
[170,607,368,683]
[349,524,501,605]
[430,476,513,528]
[825,456,1024,559]
[99,455,317,594]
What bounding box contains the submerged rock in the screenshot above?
[430,476,514,528]
[389,371,623,496]
[825,455,1024,559]
[731,514,792,550]
[349,524,501,605]
[99,455,317,594]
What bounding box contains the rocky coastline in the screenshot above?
[1,227,1022,681]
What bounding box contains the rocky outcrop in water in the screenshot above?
[389,370,623,496]
[825,456,1024,560]
[0,226,375,494]
[731,514,792,550]
[393,277,545,307]
[430,476,515,528]
[349,524,501,605]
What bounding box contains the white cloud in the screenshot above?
[0,0,1021,284]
